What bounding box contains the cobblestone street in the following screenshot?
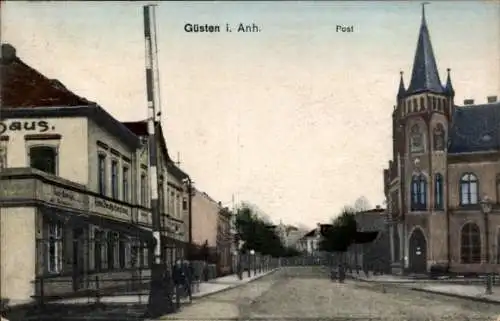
[161,267,500,321]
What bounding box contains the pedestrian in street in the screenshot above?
[172,259,184,308]
[182,260,193,303]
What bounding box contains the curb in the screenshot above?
[410,287,500,305]
[192,268,280,300]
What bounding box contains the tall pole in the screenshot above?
[144,5,175,316]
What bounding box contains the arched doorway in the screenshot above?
[408,228,427,273]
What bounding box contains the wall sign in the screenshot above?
[46,185,85,208]
[138,209,152,225]
[91,197,131,221]
[0,120,54,135]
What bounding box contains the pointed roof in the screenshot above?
[1,43,91,107]
[444,68,455,96]
[406,4,444,95]
[397,71,406,98]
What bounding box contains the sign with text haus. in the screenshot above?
[90,196,131,221]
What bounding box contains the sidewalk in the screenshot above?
[39,268,279,305]
[411,283,500,305]
[348,272,500,305]
[1,269,279,321]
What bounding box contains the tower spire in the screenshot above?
[444,68,455,96]
[397,71,406,99]
[407,2,444,95]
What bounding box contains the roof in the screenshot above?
[1,43,140,149]
[448,103,500,153]
[405,7,444,95]
[1,43,91,108]
[122,120,190,180]
[303,224,333,238]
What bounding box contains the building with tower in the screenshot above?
[383,7,499,275]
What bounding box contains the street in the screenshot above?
[163,266,500,321]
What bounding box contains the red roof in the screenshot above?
[1,44,90,108]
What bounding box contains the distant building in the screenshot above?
[345,206,391,273]
[190,188,220,262]
[296,223,332,255]
[383,8,500,274]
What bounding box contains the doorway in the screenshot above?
[72,227,85,291]
[408,228,427,274]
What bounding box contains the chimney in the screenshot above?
[463,99,475,106]
[1,43,16,62]
[487,96,498,103]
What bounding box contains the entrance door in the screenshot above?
[408,228,427,274]
[72,228,85,291]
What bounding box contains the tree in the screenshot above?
[319,206,379,253]
[234,203,289,257]
[353,196,371,212]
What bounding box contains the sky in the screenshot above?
[2,1,499,229]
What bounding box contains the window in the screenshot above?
[411,174,427,211]
[182,197,188,210]
[461,223,481,263]
[176,194,180,217]
[47,222,63,273]
[409,124,424,153]
[98,154,106,195]
[0,146,6,169]
[460,173,478,205]
[30,146,57,174]
[434,173,444,210]
[170,191,175,215]
[94,230,104,271]
[392,229,400,262]
[111,160,119,199]
[158,178,164,212]
[141,173,147,206]
[107,232,117,270]
[420,97,425,111]
[433,124,445,151]
[119,235,126,268]
[122,166,129,202]
[413,98,418,112]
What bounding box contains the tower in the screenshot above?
[393,3,455,273]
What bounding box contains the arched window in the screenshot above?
[461,223,481,263]
[411,174,427,211]
[409,124,424,153]
[460,173,479,205]
[30,146,57,174]
[433,124,445,151]
[434,173,444,210]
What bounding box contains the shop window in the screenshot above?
[47,222,63,273]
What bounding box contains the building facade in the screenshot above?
[383,9,500,275]
[190,188,220,261]
[122,121,192,266]
[296,224,331,255]
[345,207,391,273]
[0,44,190,305]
